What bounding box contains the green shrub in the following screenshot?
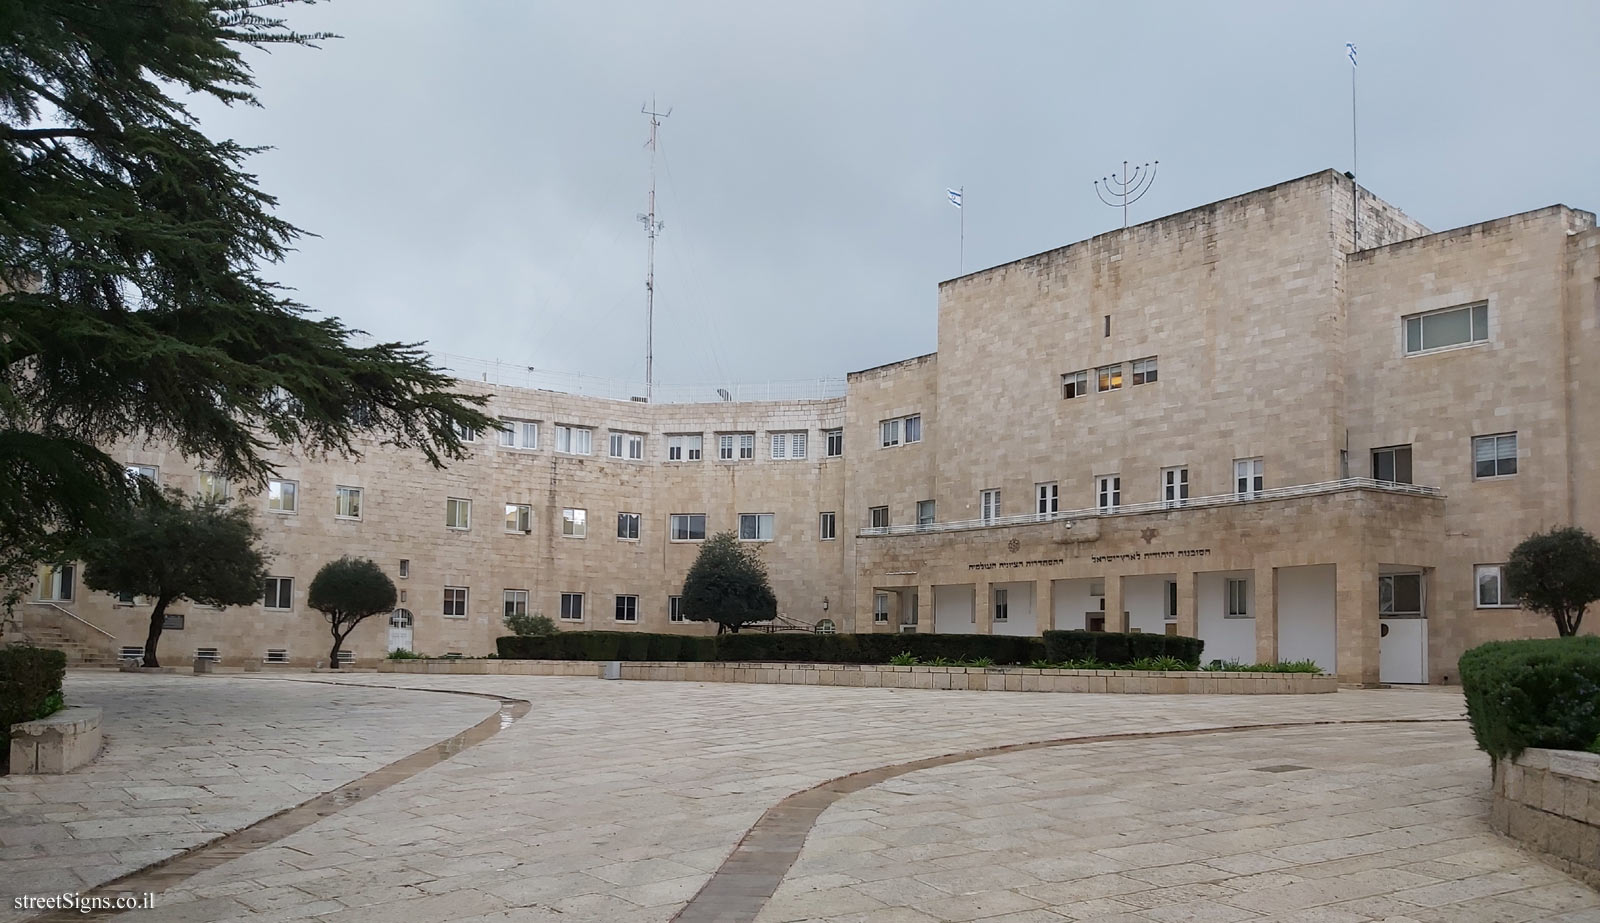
[1128,655,1194,671]
[889,652,919,665]
[496,632,717,662]
[1,646,68,770]
[503,611,557,638]
[386,648,423,660]
[1459,636,1600,761]
[714,633,1045,665]
[1042,630,1203,665]
[1200,659,1323,674]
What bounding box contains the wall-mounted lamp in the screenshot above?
[822,596,829,611]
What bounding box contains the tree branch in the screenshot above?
[1,126,102,143]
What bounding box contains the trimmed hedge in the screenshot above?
[495,632,717,662]
[1043,630,1204,666]
[1459,635,1600,761]
[2,646,68,771]
[712,632,1046,665]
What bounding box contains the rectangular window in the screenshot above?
[869,506,889,529]
[503,589,529,619]
[617,512,640,540]
[399,559,410,578]
[718,434,735,460]
[125,464,158,484]
[615,595,638,622]
[498,420,516,447]
[874,592,889,623]
[1165,581,1178,621]
[1062,370,1089,400]
[453,421,477,443]
[610,432,645,460]
[264,649,289,664]
[1234,458,1264,498]
[1473,433,1517,479]
[1225,578,1250,618]
[1131,356,1158,385]
[517,421,540,449]
[335,486,363,520]
[917,499,935,527]
[1097,364,1123,392]
[505,503,532,533]
[1476,564,1514,608]
[1405,302,1488,354]
[267,479,297,513]
[1162,467,1189,508]
[1371,445,1414,484]
[446,497,472,530]
[337,650,355,664]
[993,587,1009,622]
[1379,573,1423,615]
[819,512,836,540]
[38,564,74,602]
[556,425,592,455]
[770,433,786,459]
[1097,475,1121,511]
[562,508,587,538]
[263,576,293,610]
[771,432,808,459]
[195,647,221,662]
[739,433,755,459]
[1036,482,1058,519]
[198,472,229,502]
[880,418,901,447]
[443,586,468,618]
[670,513,707,541]
[669,595,685,622]
[667,433,702,461]
[119,645,146,660]
[825,429,843,457]
[904,415,922,444]
[739,513,775,541]
[980,488,1001,523]
[560,592,584,621]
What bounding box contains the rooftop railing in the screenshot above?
[859,477,1443,537]
[437,353,848,404]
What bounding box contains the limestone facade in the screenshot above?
[29,169,1599,683]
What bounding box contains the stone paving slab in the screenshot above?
[0,672,496,920]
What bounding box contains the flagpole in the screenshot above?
[958,186,965,275]
[1348,43,1359,248]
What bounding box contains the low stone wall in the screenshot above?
[377,659,598,676]
[1491,748,1600,887]
[617,662,1337,694]
[8,706,103,774]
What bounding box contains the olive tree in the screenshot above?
[1505,526,1600,637]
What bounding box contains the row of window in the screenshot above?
[470,420,846,462]
[1062,356,1158,399]
[118,646,364,665]
[879,414,922,448]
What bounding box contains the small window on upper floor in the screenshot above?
[1404,302,1488,355]
[1062,370,1088,399]
[869,506,889,529]
[1131,357,1158,385]
[453,421,477,443]
[667,434,702,462]
[771,432,807,459]
[198,472,229,502]
[1097,364,1123,392]
[556,425,592,456]
[1372,445,1413,484]
[1473,433,1517,479]
[267,478,297,513]
[825,429,843,457]
[609,431,644,460]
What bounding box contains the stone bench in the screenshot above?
[8,706,103,774]
[1491,747,1600,888]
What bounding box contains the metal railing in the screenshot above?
[437,353,847,405]
[860,477,1443,537]
[30,600,115,639]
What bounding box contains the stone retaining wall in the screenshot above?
[621,662,1336,694]
[377,659,597,676]
[1491,748,1600,887]
[8,706,103,774]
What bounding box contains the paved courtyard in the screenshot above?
[4,672,1596,922]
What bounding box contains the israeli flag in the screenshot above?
[946,187,963,209]
[1346,42,1357,67]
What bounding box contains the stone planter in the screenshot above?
[8,706,103,774]
[1491,748,1600,887]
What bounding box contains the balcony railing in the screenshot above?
[859,477,1442,537]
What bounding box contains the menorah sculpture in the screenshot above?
[1094,160,1158,228]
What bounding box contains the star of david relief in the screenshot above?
[1140,527,1159,545]
[1007,538,1021,553]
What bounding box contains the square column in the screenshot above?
[1175,571,1198,639]
[1035,579,1055,636]
[1254,566,1279,665]
[1336,560,1380,685]
[917,584,933,634]
[854,582,876,634]
[974,580,992,634]
[1104,576,1126,633]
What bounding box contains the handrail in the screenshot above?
[31,601,116,639]
[860,477,1443,537]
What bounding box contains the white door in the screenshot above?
[1379,618,1427,684]
[387,608,414,652]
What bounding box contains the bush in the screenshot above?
[386,648,424,660]
[503,611,557,638]
[1459,636,1600,761]
[1200,659,1323,674]
[495,632,717,662]
[1,646,68,771]
[1043,630,1203,666]
[713,632,1045,665]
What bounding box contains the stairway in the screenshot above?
[8,610,119,667]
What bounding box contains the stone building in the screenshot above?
[22,169,1599,684]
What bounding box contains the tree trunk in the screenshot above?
[329,622,348,670]
[143,596,172,668]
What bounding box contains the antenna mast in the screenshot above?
[638,100,671,402]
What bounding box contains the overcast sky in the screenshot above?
[197,0,1600,391]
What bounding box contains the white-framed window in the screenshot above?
[617,512,640,540]
[443,586,468,618]
[771,432,808,459]
[718,434,735,460]
[1036,482,1058,519]
[37,564,74,602]
[263,576,293,610]
[669,595,685,622]
[1476,564,1515,608]
[904,415,922,444]
[1234,458,1264,498]
[874,592,889,623]
[1372,445,1413,484]
[917,500,935,527]
[880,418,900,447]
[505,503,532,533]
[125,464,158,484]
[993,587,1009,622]
[267,478,297,513]
[739,513,774,541]
[560,592,584,621]
[1164,580,1178,622]
[670,513,707,541]
[1225,578,1250,618]
[1062,370,1089,400]
[453,421,477,443]
[667,433,702,462]
[335,485,363,520]
[1405,302,1488,355]
[1131,356,1158,385]
[869,506,889,529]
[1161,466,1189,508]
[495,419,540,449]
[1097,364,1123,392]
[446,497,472,530]
[562,508,587,538]
[264,649,290,664]
[398,559,410,579]
[610,431,645,460]
[615,595,638,622]
[1473,433,1517,479]
[498,420,516,447]
[825,429,843,457]
[503,589,529,619]
[556,425,592,456]
[1096,475,1121,511]
[980,488,1001,523]
[198,472,229,502]
[819,512,836,540]
[1379,573,1423,616]
[195,647,221,663]
[739,433,755,459]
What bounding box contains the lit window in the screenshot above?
[1405,302,1488,355]
[739,513,775,541]
[503,589,529,619]
[1097,364,1123,392]
[670,513,707,541]
[1379,574,1422,615]
[880,419,900,447]
[1036,482,1058,518]
[874,593,889,623]
[1473,433,1517,479]
[505,503,532,533]
[556,425,592,455]
[1476,564,1514,608]
[614,595,638,622]
[1162,467,1189,508]
[264,576,293,610]
[617,512,640,540]
[819,512,836,540]
[1131,356,1158,385]
[560,592,584,621]
[1225,578,1250,618]
[667,434,702,461]
[335,486,362,519]
[1062,370,1088,399]
[562,508,587,538]
[443,586,468,618]
[267,479,297,513]
[610,432,645,460]
[669,595,685,622]
[446,497,472,530]
[980,489,1001,522]
[825,429,843,457]
[1097,475,1121,511]
[1234,458,1263,498]
[869,506,889,529]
